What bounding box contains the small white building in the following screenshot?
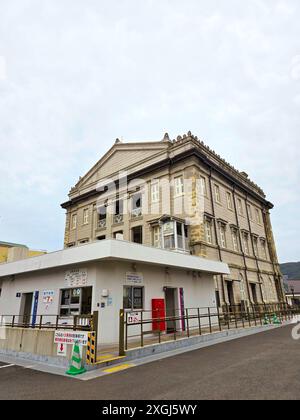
[0,240,229,345]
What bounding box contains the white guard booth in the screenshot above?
[0,240,229,345]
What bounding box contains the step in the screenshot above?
[95,353,126,367]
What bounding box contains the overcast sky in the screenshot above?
[0,0,299,262]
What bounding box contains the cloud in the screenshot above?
[0,56,6,80]
[0,0,299,261]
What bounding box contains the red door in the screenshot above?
[152,299,166,332]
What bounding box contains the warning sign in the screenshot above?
[54,331,90,347]
[57,343,67,357]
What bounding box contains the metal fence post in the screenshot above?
[198,308,202,335]
[208,307,212,334]
[252,305,257,327]
[119,309,125,356]
[93,310,99,356]
[141,311,144,348]
[247,307,251,327]
[186,309,190,338]
[233,306,238,329]
[217,306,222,332]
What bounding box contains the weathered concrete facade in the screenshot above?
[61,132,284,307]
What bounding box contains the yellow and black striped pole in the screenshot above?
[86,331,96,365]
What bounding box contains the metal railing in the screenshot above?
[119,303,300,355]
[0,314,94,331]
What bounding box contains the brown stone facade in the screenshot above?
[61,132,284,306]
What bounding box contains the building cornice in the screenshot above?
[61,138,274,210]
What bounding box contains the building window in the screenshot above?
[231,229,239,252]
[242,232,250,255]
[237,198,244,216]
[79,239,89,244]
[219,224,227,248]
[205,219,213,245]
[153,226,161,248]
[151,182,160,203]
[260,239,267,259]
[132,226,143,244]
[72,214,77,230]
[97,235,106,241]
[255,208,262,224]
[176,222,188,249]
[253,236,259,257]
[114,231,124,241]
[200,177,207,197]
[214,185,221,204]
[132,192,142,218]
[98,205,107,228]
[153,220,188,251]
[174,176,184,197]
[247,204,253,221]
[60,287,92,316]
[226,192,233,210]
[83,209,89,225]
[123,286,144,310]
[215,290,221,308]
[114,199,124,224]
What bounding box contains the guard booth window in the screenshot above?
[60,287,92,316]
[123,286,144,310]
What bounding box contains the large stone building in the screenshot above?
[61,132,284,308]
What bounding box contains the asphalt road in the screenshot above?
[0,325,300,400]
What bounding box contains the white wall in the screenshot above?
[95,261,216,345]
[0,260,216,345]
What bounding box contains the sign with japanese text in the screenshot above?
[126,272,143,285]
[65,268,88,288]
[54,331,91,347]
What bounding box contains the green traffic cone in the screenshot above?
[272,314,281,325]
[66,341,86,376]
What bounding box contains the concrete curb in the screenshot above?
[125,323,290,361]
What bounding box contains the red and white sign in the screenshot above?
[54,331,90,347]
[57,342,67,357]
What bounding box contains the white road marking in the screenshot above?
[0,364,15,369]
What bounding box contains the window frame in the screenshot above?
[243,232,250,255]
[200,177,207,197]
[205,219,213,245]
[71,214,77,230]
[83,209,89,225]
[219,224,227,249]
[237,198,244,216]
[231,228,239,252]
[123,286,144,310]
[255,208,262,225]
[214,184,221,204]
[226,192,233,210]
[151,182,160,204]
[132,225,143,244]
[174,176,184,197]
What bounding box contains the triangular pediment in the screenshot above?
[74,141,170,191]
